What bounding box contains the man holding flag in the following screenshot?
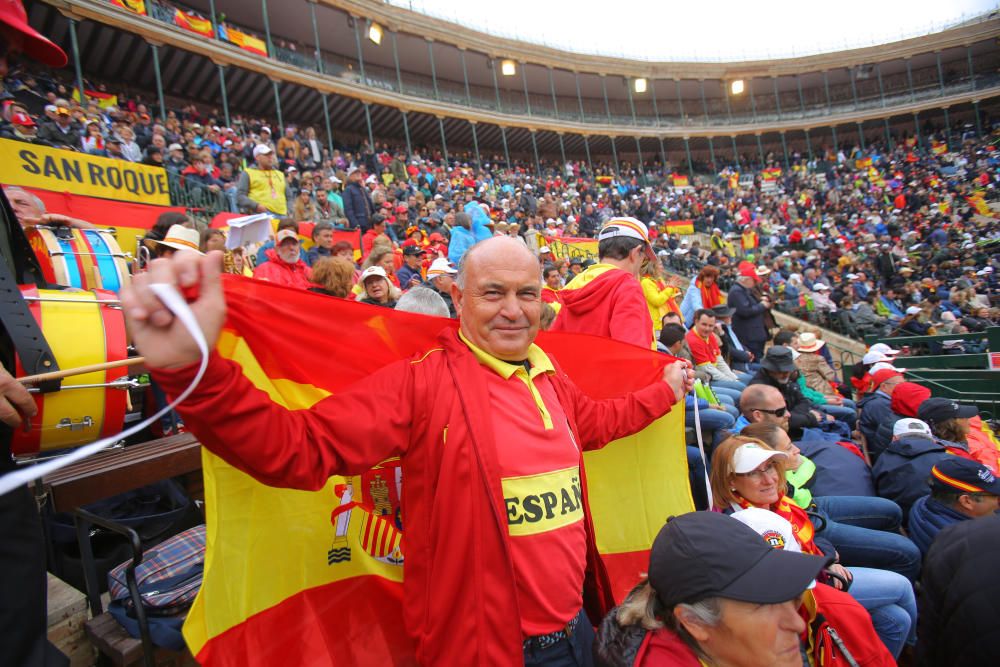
[123,236,692,666]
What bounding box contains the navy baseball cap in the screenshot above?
[648,512,831,608]
[918,398,978,426]
[930,457,1000,495]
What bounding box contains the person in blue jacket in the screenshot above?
[873,418,949,523]
[447,203,492,266]
[908,457,1000,556]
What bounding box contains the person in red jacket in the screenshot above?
[252,229,313,289]
[122,236,693,666]
[550,217,656,349]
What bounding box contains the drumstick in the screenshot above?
[18,357,146,384]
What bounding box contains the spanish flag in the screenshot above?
[855,157,872,170]
[110,0,146,14]
[664,219,695,235]
[72,88,119,109]
[762,167,782,181]
[174,9,214,38]
[966,194,991,216]
[728,173,739,190]
[183,276,691,664]
[672,173,689,187]
[931,141,948,156]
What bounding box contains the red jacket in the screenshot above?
[154,329,677,665]
[252,249,313,290]
[550,265,653,349]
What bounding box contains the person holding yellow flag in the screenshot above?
[236,144,286,215]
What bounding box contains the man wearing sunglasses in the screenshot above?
[0,3,70,665]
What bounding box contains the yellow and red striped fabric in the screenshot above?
[182,276,691,665]
[174,9,214,38]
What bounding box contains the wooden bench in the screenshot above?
[83,613,197,667]
[41,433,202,513]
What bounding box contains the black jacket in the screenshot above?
[872,434,946,523]
[342,181,374,231]
[918,513,1000,667]
[727,282,769,347]
[748,368,819,439]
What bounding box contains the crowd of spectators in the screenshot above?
[2,62,997,349]
[6,14,1000,667]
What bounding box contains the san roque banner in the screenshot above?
[184,276,692,665]
[0,139,170,206]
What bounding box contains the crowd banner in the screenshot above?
[0,139,170,206]
[174,9,214,38]
[110,0,146,15]
[671,173,689,188]
[183,276,692,665]
[548,236,598,259]
[13,186,185,256]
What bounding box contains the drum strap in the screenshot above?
[0,257,61,392]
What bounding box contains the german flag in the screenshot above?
[182,276,692,665]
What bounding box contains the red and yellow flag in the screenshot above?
[966,194,991,216]
[183,277,692,665]
[728,172,739,189]
[664,219,695,235]
[111,0,146,14]
[932,141,948,156]
[174,9,214,38]
[672,173,689,187]
[855,157,872,170]
[762,167,782,181]
[72,88,118,109]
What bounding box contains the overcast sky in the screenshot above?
[387,0,997,61]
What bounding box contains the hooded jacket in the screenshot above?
[858,392,894,460]
[153,329,677,665]
[252,249,313,290]
[908,495,970,556]
[872,435,947,522]
[551,264,653,349]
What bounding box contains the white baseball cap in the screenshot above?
[869,361,903,375]
[426,258,457,277]
[360,266,388,282]
[732,443,786,474]
[868,343,900,357]
[893,418,933,439]
[862,351,890,365]
[253,144,273,157]
[905,306,922,315]
[597,216,651,245]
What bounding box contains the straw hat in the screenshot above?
[151,224,204,255]
[797,332,825,353]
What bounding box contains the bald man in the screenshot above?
[122,236,692,666]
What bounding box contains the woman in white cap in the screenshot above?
[710,436,917,658]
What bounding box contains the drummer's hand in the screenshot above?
[121,251,226,369]
[0,366,36,427]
